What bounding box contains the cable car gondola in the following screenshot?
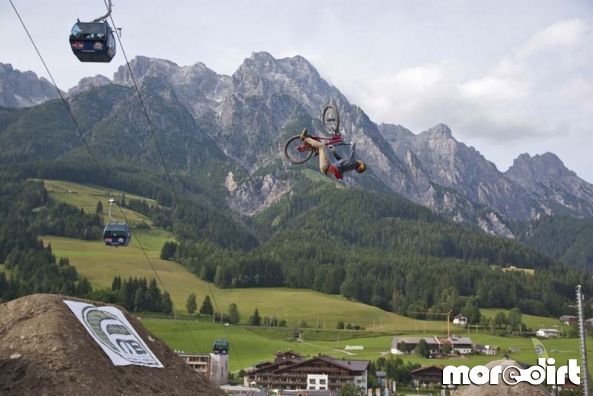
[103,222,131,247]
[103,197,131,247]
[70,21,116,63]
[212,339,229,355]
[69,0,116,63]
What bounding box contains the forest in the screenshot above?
[1,164,591,319]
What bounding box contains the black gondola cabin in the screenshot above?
[213,339,229,355]
[103,222,131,247]
[69,21,116,63]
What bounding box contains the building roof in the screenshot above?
[319,356,369,372]
[391,336,439,349]
[411,365,443,374]
[537,328,560,332]
[559,315,576,320]
[246,353,369,376]
[449,336,473,345]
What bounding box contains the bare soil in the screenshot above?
[0,294,224,395]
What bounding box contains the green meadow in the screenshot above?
[141,319,590,373]
[41,179,448,332]
[481,308,566,331]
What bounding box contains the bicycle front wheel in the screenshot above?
[284,135,314,164]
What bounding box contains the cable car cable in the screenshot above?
[12,0,226,361]
[104,1,230,359]
[9,0,101,170]
[93,0,112,22]
[103,0,179,203]
[10,0,168,303]
[103,2,237,360]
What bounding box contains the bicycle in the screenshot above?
[284,104,349,164]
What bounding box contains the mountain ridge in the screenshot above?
[0,62,60,107]
[2,54,593,237]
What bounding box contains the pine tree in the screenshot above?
[249,308,261,326]
[160,292,173,314]
[111,276,122,291]
[133,288,145,311]
[228,303,240,324]
[199,295,214,315]
[95,201,103,217]
[186,292,197,314]
[416,339,430,358]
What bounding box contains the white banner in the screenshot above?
[64,300,164,368]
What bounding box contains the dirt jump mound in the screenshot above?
[0,294,224,395]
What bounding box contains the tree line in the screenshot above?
[91,276,173,314]
[0,178,92,302]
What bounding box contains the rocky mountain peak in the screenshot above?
[506,152,593,216]
[508,152,574,180]
[67,75,111,96]
[0,62,59,107]
[113,56,180,85]
[423,123,454,140]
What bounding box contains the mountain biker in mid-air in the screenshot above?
[299,128,366,180]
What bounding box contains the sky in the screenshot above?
[2,0,593,182]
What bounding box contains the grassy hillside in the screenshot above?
[142,319,591,373]
[481,308,565,331]
[42,179,448,332]
[45,233,449,332]
[43,178,589,374]
[42,179,159,225]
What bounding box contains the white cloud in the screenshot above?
[461,75,530,103]
[518,18,593,58]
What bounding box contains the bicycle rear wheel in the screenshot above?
[322,104,340,136]
[284,135,314,164]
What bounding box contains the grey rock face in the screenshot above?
[107,54,593,233]
[67,75,111,96]
[8,55,590,235]
[0,63,59,107]
[379,123,538,221]
[506,153,593,217]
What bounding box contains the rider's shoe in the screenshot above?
[300,128,309,141]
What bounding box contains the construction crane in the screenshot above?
[408,310,453,339]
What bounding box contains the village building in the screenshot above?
[390,336,440,356]
[178,339,230,385]
[411,366,444,386]
[391,335,474,356]
[243,352,369,393]
[559,315,577,326]
[452,314,468,326]
[474,344,498,356]
[536,328,561,338]
[443,336,474,354]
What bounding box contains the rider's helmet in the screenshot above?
[355,160,366,173]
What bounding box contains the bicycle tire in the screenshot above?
[322,104,340,136]
[284,135,314,164]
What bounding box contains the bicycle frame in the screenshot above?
[298,134,345,154]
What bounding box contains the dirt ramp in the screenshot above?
[0,294,224,395]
